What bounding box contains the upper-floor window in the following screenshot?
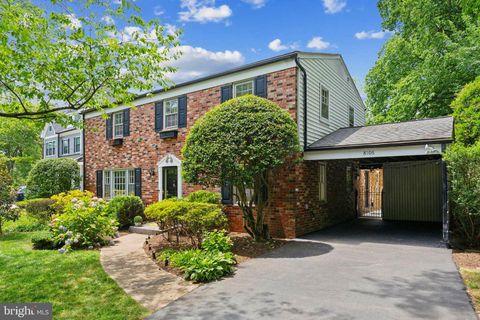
[349,106,354,127]
[74,136,81,153]
[62,138,70,155]
[164,99,178,129]
[234,80,254,97]
[113,112,124,138]
[48,125,53,133]
[45,141,56,156]
[320,86,329,120]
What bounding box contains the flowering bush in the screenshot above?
[50,190,94,214]
[50,196,118,253]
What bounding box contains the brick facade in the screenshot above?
[84,66,356,239]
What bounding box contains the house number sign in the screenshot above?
[363,150,375,156]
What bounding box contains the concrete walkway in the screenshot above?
[148,220,476,320]
[100,233,197,311]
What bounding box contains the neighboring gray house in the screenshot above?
[40,117,84,190]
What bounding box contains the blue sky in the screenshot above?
[122,0,390,95]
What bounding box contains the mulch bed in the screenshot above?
[143,232,286,276]
[453,250,480,269]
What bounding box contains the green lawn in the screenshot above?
[0,232,149,320]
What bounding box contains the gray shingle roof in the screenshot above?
[308,116,454,150]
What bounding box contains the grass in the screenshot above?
[0,232,150,320]
[460,268,480,312]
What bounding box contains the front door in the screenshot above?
[162,166,178,199]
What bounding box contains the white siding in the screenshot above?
[297,54,365,147]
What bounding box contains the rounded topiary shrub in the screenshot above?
[26,158,80,199]
[106,196,145,229]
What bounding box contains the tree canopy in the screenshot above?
[0,0,180,122]
[365,0,480,124]
[452,76,480,146]
[182,95,300,241]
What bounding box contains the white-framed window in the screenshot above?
[45,141,56,156]
[349,106,354,127]
[164,99,178,129]
[113,112,124,138]
[319,163,327,202]
[74,136,81,153]
[103,169,135,199]
[62,138,70,155]
[320,85,329,120]
[48,125,53,133]
[233,185,254,205]
[234,80,254,97]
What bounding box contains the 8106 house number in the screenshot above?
[363,150,375,156]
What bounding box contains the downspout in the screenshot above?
[295,55,308,150]
[82,113,86,191]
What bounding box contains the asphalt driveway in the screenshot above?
[147,219,475,320]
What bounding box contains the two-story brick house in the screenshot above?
[82,51,366,238]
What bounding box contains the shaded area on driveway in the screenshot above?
[148,219,475,320]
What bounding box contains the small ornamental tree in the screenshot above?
[26,158,80,199]
[182,95,300,241]
[0,159,16,234]
[452,76,480,146]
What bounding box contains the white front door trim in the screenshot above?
[157,154,182,200]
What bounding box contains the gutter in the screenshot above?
[294,55,308,151]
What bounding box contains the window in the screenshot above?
[103,169,135,199]
[320,86,329,120]
[74,137,81,153]
[62,138,70,155]
[234,80,254,97]
[113,112,124,138]
[48,125,53,133]
[349,106,355,127]
[164,99,178,129]
[233,185,254,205]
[319,163,327,202]
[45,141,56,156]
[346,166,353,192]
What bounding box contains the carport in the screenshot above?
[304,117,454,242]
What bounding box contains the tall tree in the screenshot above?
[0,119,42,186]
[365,0,480,123]
[0,0,180,122]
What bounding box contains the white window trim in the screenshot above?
[319,162,327,203]
[74,136,81,154]
[45,141,56,156]
[348,106,355,127]
[233,80,254,98]
[103,168,135,199]
[157,154,182,200]
[163,98,179,130]
[113,112,124,138]
[320,85,330,121]
[62,138,70,155]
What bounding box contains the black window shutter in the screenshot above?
[221,85,233,103]
[254,75,267,98]
[96,170,103,198]
[123,109,130,136]
[106,116,113,139]
[154,101,163,132]
[221,181,233,204]
[134,168,142,198]
[178,96,187,128]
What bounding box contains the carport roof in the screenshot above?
[308,116,454,150]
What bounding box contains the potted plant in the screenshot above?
[133,215,143,226]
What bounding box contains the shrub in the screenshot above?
[17,198,54,222]
[26,158,80,199]
[106,196,144,229]
[202,230,233,253]
[145,199,227,247]
[0,158,16,234]
[133,215,143,225]
[51,197,117,252]
[444,143,480,248]
[31,231,58,250]
[186,190,221,204]
[3,213,48,232]
[50,190,94,214]
[158,249,236,282]
[452,76,480,146]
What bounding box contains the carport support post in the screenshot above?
[441,145,450,245]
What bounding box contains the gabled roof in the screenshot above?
[308,116,454,150]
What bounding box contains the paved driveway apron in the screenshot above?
[148,220,476,320]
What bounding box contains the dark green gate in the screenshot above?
[383,160,443,222]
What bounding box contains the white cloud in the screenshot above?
[66,14,82,29]
[179,0,232,23]
[168,46,245,83]
[165,24,178,36]
[242,0,267,9]
[268,38,298,52]
[307,36,331,50]
[101,15,115,25]
[154,6,165,16]
[322,0,346,14]
[354,30,389,40]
